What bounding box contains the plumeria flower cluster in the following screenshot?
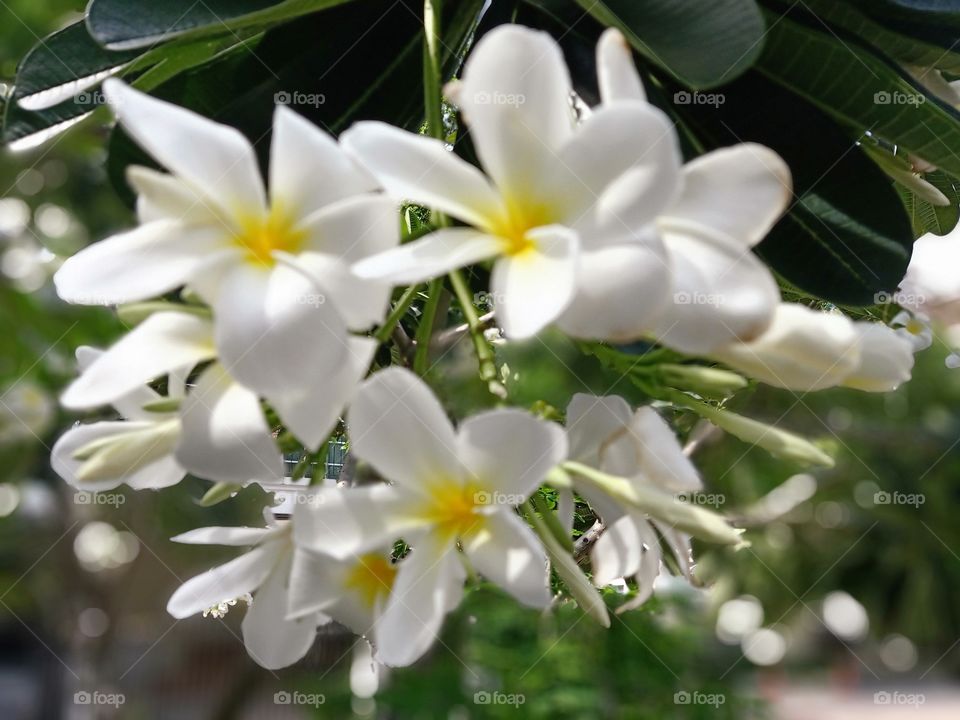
[49,24,921,669]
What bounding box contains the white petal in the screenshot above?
[565,393,633,464]
[631,407,702,492]
[556,103,681,237]
[54,220,231,305]
[556,241,670,340]
[374,537,465,667]
[347,368,462,489]
[74,348,164,421]
[491,224,579,339]
[51,420,184,492]
[665,144,791,249]
[592,514,658,587]
[456,25,574,195]
[270,105,377,216]
[213,263,348,398]
[292,485,417,561]
[352,227,501,285]
[286,252,391,331]
[298,194,400,264]
[341,121,503,229]
[166,541,282,619]
[711,304,861,391]
[171,525,278,546]
[103,79,266,215]
[61,312,216,409]
[175,365,284,484]
[242,551,324,669]
[843,322,915,392]
[653,224,780,354]
[597,28,646,103]
[286,547,349,620]
[127,165,233,227]
[458,409,567,500]
[462,511,549,607]
[900,229,960,325]
[269,337,377,451]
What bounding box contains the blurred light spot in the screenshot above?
[822,591,869,641]
[881,634,918,672]
[854,481,881,509]
[17,480,56,520]
[827,407,853,431]
[15,169,44,196]
[815,501,847,528]
[742,627,786,666]
[0,198,30,236]
[78,607,110,638]
[351,697,376,716]
[0,485,20,517]
[35,204,71,238]
[42,160,68,188]
[750,473,817,522]
[764,522,793,550]
[716,595,763,644]
[74,522,140,571]
[923,406,954,436]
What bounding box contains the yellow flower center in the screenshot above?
[343,553,398,609]
[233,205,306,266]
[418,478,488,540]
[489,198,557,257]
[905,319,925,335]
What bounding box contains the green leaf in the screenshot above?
[756,3,960,178]
[803,0,960,73]
[896,170,960,237]
[571,0,766,88]
[86,0,354,49]
[3,23,257,147]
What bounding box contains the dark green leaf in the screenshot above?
[571,0,766,88]
[86,0,353,49]
[757,3,960,178]
[896,170,960,236]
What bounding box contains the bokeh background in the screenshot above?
[2,1,960,718]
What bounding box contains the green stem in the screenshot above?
[530,492,574,552]
[449,268,501,390]
[414,278,444,374]
[374,284,420,344]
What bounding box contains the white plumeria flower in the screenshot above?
[565,394,700,609]
[842,321,915,392]
[899,226,960,326]
[593,28,790,354]
[54,80,397,415]
[52,346,186,491]
[709,303,862,391]
[295,367,567,666]
[891,310,933,351]
[60,311,376,484]
[167,521,329,670]
[344,25,682,339]
[709,303,914,392]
